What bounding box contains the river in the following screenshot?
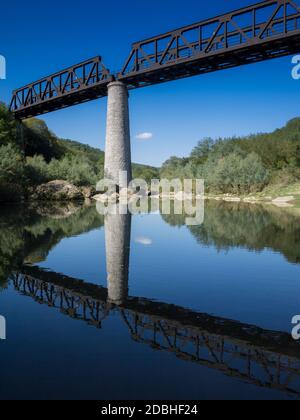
[0,201,299,400]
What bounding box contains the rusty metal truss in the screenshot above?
[119,0,300,88]
[10,56,113,119]
[9,1,300,119]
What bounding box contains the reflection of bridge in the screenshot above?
[10,1,300,187]
[12,265,300,398]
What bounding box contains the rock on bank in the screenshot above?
[30,180,85,202]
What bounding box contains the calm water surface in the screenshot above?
[0,201,300,400]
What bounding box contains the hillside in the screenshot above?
[160,118,300,195]
[1,100,300,203]
[57,137,159,182]
[0,103,158,201]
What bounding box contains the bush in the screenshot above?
[25,155,50,185]
[0,103,17,147]
[269,167,300,187]
[160,156,190,179]
[48,156,98,186]
[26,154,99,187]
[132,165,159,183]
[205,152,270,194]
[0,144,24,184]
[23,118,62,162]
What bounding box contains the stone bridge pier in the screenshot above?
[104,81,132,188]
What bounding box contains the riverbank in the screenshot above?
[202,182,300,209]
[2,179,300,216]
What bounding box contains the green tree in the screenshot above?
[23,118,62,162]
[190,138,214,161]
[0,144,24,183]
[205,152,269,194]
[0,144,25,202]
[0,102,17,146]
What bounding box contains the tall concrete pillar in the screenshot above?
[104,81,132,187]
[105,206,131,305]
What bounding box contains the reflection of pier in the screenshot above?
[105,210,131,305]
[12,266,300,398]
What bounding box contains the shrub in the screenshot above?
[23,118,62,161]
[205,152,270,194]
[48,156,98,186]
[0,144,24,184]
[26,154,99,187]
[0,103,17,147]
[25,155,50,185]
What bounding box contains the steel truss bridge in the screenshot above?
[10,0,300,119]
[12,266,300,398]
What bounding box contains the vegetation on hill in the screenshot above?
[0,103,158,201]
[1,100,300,202]
[160,119,300,195]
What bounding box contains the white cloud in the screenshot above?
[135,237,153,246]
[135,132,153,141]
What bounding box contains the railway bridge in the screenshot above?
[9,0,300,186]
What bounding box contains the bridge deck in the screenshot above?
[9,0,300,120]
[119,0,300,88]
[10,57,113,120]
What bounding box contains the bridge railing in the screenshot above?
[119,0,300,85]
[10,56,113,119]
[9,1,300,118]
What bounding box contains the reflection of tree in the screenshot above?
[0,204,104,287]
[23,204,104,264]
[0,206,25,288]
[162,201,300,264]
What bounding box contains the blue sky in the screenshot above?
[0,0,300,166]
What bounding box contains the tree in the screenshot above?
[190,138,214,161]
[0,102,17,147]
[23,118,62,162]
[0,144,24,202]
[160,156,189,179]
[205,152,269,194]
[0,144,24,184]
